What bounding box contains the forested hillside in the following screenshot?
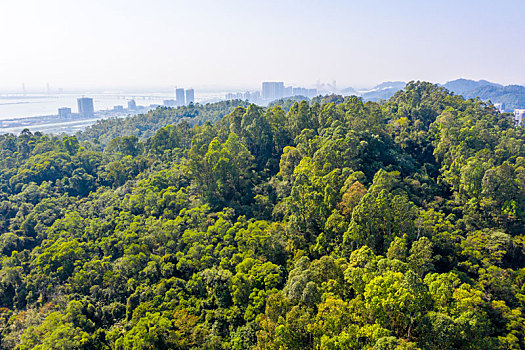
[443,79,525,111]
[0,82,524,349]
[78,99,248,146]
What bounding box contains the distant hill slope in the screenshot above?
[340,86,357,95]
[442,78,501,96]
[78,99,248,145]
[443,78,525,110]
[464,85,525,111]
[360,81,406,101]
[372,81,407,90]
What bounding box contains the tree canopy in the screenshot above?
[0,82,524,349]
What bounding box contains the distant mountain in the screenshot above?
[340,86,357,95]
[372,81,406,90]
[442,78,502,96]
[443,79,525,111]
[465,85,525,111]
[338,79,525,110]
[360,81,406,101]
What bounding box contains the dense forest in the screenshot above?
[79,99,249,145]
[0,82,524,349]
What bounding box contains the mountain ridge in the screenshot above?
[340,78,525,110]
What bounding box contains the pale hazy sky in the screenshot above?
[0,0,524,91]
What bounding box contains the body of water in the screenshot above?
[0,91,227,121]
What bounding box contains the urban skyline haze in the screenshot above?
[1,0,524,92]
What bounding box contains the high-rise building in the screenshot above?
[128,100,137,110]
[290,87,318,98]
[292,87,307,96]
[251,91,261,102]
[307,89,318,98]
[58,107,71,119]
[262,82,285,100]
[225,92,243,100]
[514,109,525,126]
[186,89,194,104]
[176,88,185,106]
[77,97,94,118]
[494,103,504,112]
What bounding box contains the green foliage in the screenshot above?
[0,82,523,349]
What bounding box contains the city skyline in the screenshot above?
[1,0,524,92]
[3,76,524,96]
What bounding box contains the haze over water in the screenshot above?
[0,91,226,120]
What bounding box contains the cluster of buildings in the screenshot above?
[495,103,525,126]
[55,88,197,121]
[49,85,525,129]
[112,100,137,112]
[262,82,318,100]
[57,97,139,119]
[225,91,261,102]
[163,88,194,107]
[225,82,318,104]
[57,97,95,119]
